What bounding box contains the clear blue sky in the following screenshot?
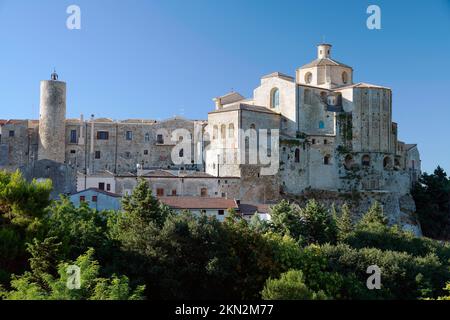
[0,0,449,173]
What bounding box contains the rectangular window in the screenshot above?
[9,130,14,137]
[200,188,208,197]
[157,134,164,144]
[126,131,133,140]
[171,189,177,196]
[125,152,131,158]
[97,131,109,140]
[144,150,149,155]
[218,210,225,216]
[92,196,98,202]
[106,184,111,191]
[98,183,105,191]
[156,188,164,197]
[95,151,101,159]
[70,150,76,154]
[80,196,86,202]
[70,130,77,143]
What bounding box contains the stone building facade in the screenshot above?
[0,44,421,231]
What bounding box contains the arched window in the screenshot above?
[344,155,354,170]
[342,71,348,84]
[305,72,312,84]
[324,155,331,165]
[270,88,280,109]
[295,149,300,163]
[362,155,371,167]
[319,121,325,129]
[179,149,184,158]
[228,123,234,138]
[221,124,226,140]
[213,125,218,140]
[144,133,150,142]
[383,156,392,169]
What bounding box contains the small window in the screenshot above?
[319,121,325,129]
[125,152,131,158]
[144,150,149,155]
[98,183,105,191]
[157,134,164,144]
[342,71,348,84]
[106,184,111,191]
[126,131,133,140]
[295,149,300,163]
[344,155,354,170]
[95,151,101,159]
[70,130,77,143]
[92,196,98,202]
[156,188,164,197]
[9,130,14,137]
[362,155,371,167]
[213,125,218,140]
[324,155,331,165]
[179,149,184,157]
[70,150,76,154]
[218,210,225,216]
[201,188,208,197]
[221,125,226,140]
[304,72,313,84]
[384,156,392,169]
[312,139,316,145]
[97,131,109,140]
[324,139,328,145]
[80,196,86,202]
[171,189,177,196]
[228,124,234,138]
[144,133,150,142]
[270,88,280,109]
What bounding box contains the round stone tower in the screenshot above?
[38,71,67,163]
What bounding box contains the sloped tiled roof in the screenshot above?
[334,82,390,90]
[215,92,245,105]
[261,72,294,82]
[209,103,279,115]
[300,57,352,70]
[71,188,122,198]
[140,170,176,177]
[238,203,271,215]
[158,197,238,210]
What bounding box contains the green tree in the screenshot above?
[0,170,52,230]
[412,166,450,239]
[0,248,144,300]
[0,170,52,286]
[358,201,388,227]
[298,200,337,245]
[269,200,303,239]
[121,179,172,228]
[335,203,353,241]
[261,270,327,300]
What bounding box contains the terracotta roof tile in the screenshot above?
[158,197,238,210]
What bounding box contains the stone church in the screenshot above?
[0,44,421,232]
